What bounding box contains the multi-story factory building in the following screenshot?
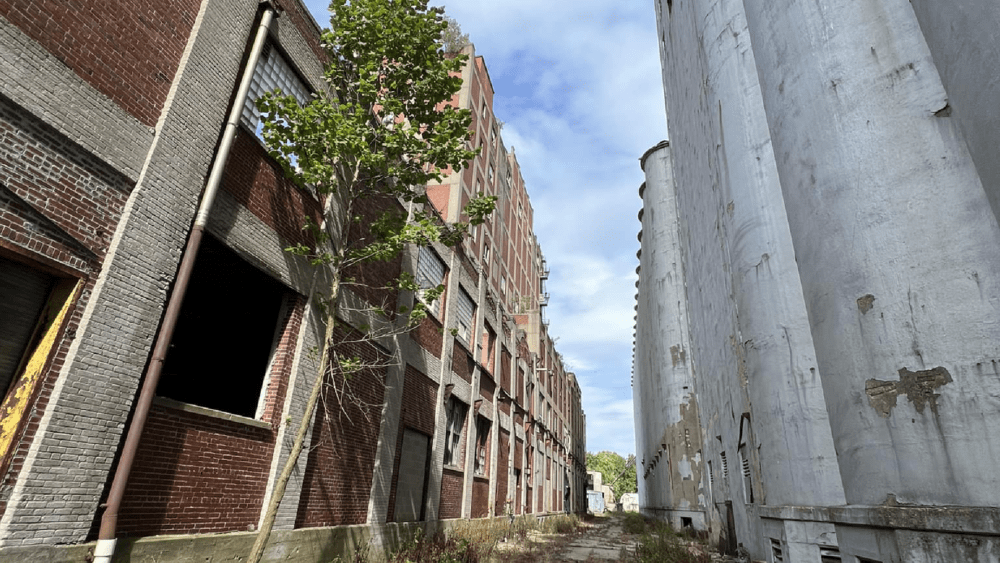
[0,1,584,560]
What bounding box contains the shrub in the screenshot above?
[538,514,580,534]
[622,513,647,535]
[630,521,710,563]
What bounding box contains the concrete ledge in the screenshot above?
[756,504,1000,536]
[0,17,150,180]
[153,397,273,429]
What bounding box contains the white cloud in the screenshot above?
[301,0,665,461]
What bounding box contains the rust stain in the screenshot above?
[865,366,952,417]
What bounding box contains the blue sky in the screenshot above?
[302,0,667,457]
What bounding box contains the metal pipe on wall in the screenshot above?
[94,4,277,562]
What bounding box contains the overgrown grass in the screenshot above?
[621,512,647,535]
[537,513,581,534]
[347,514,582,563]
[624,517,711,563]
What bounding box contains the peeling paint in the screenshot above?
[0,280,80,463]
[857,294,875,314]
[670,344,686,367]
[865,366,953,417]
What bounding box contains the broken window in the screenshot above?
[156,235,290,418]
[474,416,490,476]
[443,396,468,466]
[819,546,842,563]
[770,538,784,562]
[416,246,446,317]
[241,41,311,138]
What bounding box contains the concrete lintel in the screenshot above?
[757,504,1000,536]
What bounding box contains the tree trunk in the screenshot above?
[247,272,341,563]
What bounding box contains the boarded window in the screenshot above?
[416,246,446,317]
[394,429,431,522]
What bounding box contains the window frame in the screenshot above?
[416,246,446,318]
[443,397,468,467]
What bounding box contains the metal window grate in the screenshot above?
[770,538,783,562]
[819,546,842,563]
[720,451,729,479]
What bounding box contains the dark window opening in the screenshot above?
[681,516,693,528]
[157,235,288,418]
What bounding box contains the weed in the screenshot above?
[627,519,710,563]
[621,513,647,535]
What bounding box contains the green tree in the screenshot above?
[247,2,493,561]
[441,15,470,53]
[587,451,637,500]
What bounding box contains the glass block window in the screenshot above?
[416,246,446,316]
[241,43,311,135]
[455,288,475,342]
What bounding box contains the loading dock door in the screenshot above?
[0,257,55,396]
[394,428,430,522]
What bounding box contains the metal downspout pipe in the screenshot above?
[94,5,276,562]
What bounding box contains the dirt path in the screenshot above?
[553,516,635,561]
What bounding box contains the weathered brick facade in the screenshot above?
[0,2,586,558]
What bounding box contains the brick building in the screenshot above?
[0,0,584,560]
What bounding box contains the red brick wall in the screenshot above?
[1,0,199,126]
[471,477,489,518]
[479,373,495,403]
[0,100,132,273]
[0,102,132,517]
[439,468,464,519]
[295,328,387,527]
[117,405,273,536]
[500,348,511,394]
[411,316,443,358]
[452,341,472,383]
[386,365,438,522]
[341,194,404,311]
[494,430,509,516]
[115,296,303,537]
[223,130,323,247]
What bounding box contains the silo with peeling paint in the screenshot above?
[632,141,711,534]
